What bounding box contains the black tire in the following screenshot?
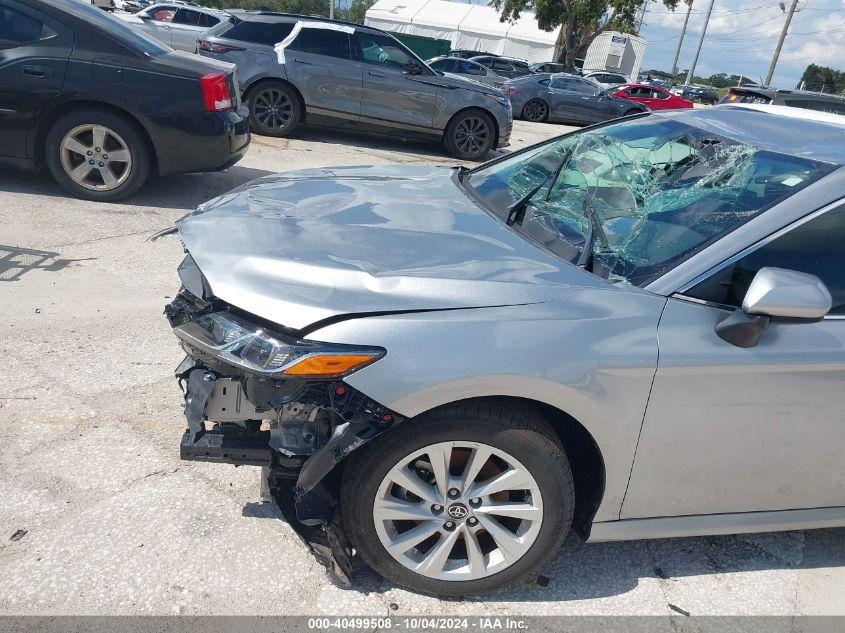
[443,109,496,161]
[247,81,300,137]
[44,107,151,202]
[522,98,549,122]
[341,400,575,596]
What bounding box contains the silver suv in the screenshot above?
[196,14,513,160]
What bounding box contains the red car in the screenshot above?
[613,84,694,110]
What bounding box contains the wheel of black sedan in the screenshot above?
[444,110,495,160]
[45,107,151,202]
[522,99,548,122]
[248,81,300,137]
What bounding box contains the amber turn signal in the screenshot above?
[282,353,380,378]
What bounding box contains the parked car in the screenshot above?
[673,85,719,104]
[470,55,532,79]
[90,0,115,11]
[529,61,567,74]
[719,86,845,115]
[119,2,231,51]
[504,73,648,123]
[613,83,693,110]
[450,49,497,59]
[167,104,845,596]
[582,70,629,89]
[197,14,512,160]
[0,0,249,200]
[426,56,507,88]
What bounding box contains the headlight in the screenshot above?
[174,311,384,379]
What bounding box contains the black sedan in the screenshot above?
[0,0,249,201]
[504,73,648,124]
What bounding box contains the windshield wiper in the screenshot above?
[575,196,609,274]
[506,148,573,226]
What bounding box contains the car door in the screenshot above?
[546,76,591,122]
[354,31,437,131]
[284,26,362,121]
[136,5,178,47]
[571,77,618,122]
[169,7,217,52]
[0,0,71,158]
[623,202,845,519]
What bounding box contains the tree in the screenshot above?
[798,63,845,94]
[492,0,680,68]
[336,0,375,24]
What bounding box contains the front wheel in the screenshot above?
[341,401,574,596]
[443,110,496,161]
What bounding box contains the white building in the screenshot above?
[364,0,562,63]
[582,31,646,82]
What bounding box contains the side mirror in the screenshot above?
[403,59,423,75]
[715,267,832,348]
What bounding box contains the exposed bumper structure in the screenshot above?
[166,288,403,587]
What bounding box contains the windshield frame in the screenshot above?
[456,111,837,290]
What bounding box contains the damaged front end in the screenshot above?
[165,256,402,587]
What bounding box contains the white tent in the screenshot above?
[364,0,426,34]
[364,0,562,63]
[409,0,473,42]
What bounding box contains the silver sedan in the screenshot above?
[167,105,845,596]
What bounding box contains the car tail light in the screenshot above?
[197,40,244,54]
[200,72,234,112]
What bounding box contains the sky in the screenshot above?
[451,0,845,89]
[638,0,845,88]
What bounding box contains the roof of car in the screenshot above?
[731,86,845,102]
[234,12,379,32]
[654,104,845,164]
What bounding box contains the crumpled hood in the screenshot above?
[176,165,605,331]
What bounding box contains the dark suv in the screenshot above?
[0,0,249,200]
[197,14,512,160]
[470,55,532,79]
[719,86,845,115]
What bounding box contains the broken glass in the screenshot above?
[467,117,834,287]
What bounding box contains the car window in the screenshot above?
[686,204,845,315]
[466,116,835,287]
[430,59,453,72]
[219,20,294,46]
[651,89,669,99]
[173,8,202,26]
[572,79,599,94]
[802,98,844,115]
[149,6,177,22]
[538,78,550,86]
[0,4,52,46]
[356,32,412,69]
[628,87,650,97]
[492,60,513,72]
[455,60,483,75]
[289,27,351,59]
[550,76,574,90]
[199,12,220,28]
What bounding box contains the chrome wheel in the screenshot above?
[453,116,491,157]
[253,88,293,130]
[523,99,548,122]
[373,441,543,581]
[59,124,132,191]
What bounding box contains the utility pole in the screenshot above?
[671,0,694,77]
[765,0,799,86]
[635,1,649,34]
[329,0,334,20]
[684,0,714,86]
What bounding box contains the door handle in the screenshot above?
[22,65,48,78]
[294,58,313,65]
[368,71,384,78]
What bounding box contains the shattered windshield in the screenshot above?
[467,116,834,287]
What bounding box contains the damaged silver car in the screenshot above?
[166,104,845,596]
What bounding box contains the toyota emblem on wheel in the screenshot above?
[447,503,469,520]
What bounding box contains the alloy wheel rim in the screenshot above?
[254,89,293,130]
[59,124,132,191]
[454,116,491,156]
[373,441,543,581]
[525,100,547,121]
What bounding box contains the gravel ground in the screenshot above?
[1,119,843,619]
